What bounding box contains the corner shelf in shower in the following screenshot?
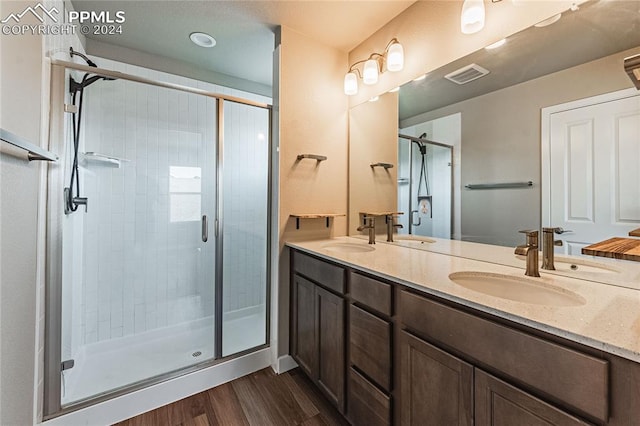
[81,152,130,168]
[290,213,345,229]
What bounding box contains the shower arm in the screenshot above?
[69,47,97,67]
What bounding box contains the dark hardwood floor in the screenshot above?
[114,368,349,426]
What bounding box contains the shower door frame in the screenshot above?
[43,60,273,419]
[398,133,454,238]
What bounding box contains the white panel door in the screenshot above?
[548,93,640,255]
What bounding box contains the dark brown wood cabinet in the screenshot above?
[347,272,393,426]
[291,251,346,412]
[399,331,473,426]
[349,368,392,426]
[316,285,345,409]
[474,370,590,426]
[289,248,640,426]
[292,275,318,378]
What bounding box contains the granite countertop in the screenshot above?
[286,236,640,363]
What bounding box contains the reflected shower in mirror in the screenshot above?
[397,0,640,248]
[397,134,453,240]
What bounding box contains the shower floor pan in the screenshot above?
[61,311,265,405]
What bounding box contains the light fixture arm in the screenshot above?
[344,38,404,95]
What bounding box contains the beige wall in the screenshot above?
[348,91,399,235]
[0,2,43,424]
[276,26,349,357]
[401,46,640,247]
[348,0,577,106]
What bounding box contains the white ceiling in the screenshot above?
[71,0,415,88]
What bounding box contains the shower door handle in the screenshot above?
[411,210,421,226]
[202,215,208,242]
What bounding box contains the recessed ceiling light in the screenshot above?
[389,86,400,93]
[534,13,562,28]
[413,74,427,82]
[190,32,216,48]
[485,38,507,50]
[369,96,380,102]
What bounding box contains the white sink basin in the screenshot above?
[322,242,375,253]
[449,271,586,307]
[515,256,619,274]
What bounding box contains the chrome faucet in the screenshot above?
[541,227,564,270]
[386,214,403,242]
[515,230,540,277]
[357,216,376,244]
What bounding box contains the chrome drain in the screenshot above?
[192,351,202,358]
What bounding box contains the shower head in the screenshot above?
[624,54,640,90]
[419,133,427,139]
[68,47,116,94]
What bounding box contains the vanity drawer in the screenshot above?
[399,290,609,423]
[350,272,392,315]
[350,305,391,391]
[292,250,345,294]
[348,368,391,426]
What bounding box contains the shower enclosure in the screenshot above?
[397,134,453,238]
[44,59,271,416]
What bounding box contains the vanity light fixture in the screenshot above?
[461,0,486,34]
[343,38,404,95]
[190,32,216,48]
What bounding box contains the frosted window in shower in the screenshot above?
[169,166,202,222]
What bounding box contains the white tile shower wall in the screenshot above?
[77,56,270,345]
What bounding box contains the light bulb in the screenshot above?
[461,0,485,34]
[363,59,379,85]
[386,42,404,72]
[344,72,358,95]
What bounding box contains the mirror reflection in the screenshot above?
[349,0,640,288]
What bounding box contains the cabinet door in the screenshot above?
[475,370,591,426]
[400,331,473,426]
[292,275,318,379]
[317,286,345,411]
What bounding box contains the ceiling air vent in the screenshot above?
[444,63,490,85]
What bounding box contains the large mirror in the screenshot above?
[348,0,640,287]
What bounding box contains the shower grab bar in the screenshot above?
[465,181,533,190]
[0,128,58,162]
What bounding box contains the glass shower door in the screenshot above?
[220,100,270,356]
[59,72,218,405]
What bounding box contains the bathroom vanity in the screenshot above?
[287,238,640,426]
